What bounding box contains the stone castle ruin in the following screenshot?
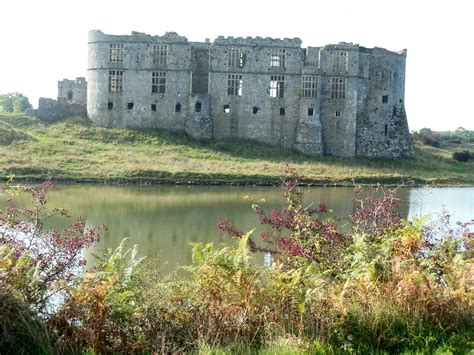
[87,30,413,158]
[35,77,87,121]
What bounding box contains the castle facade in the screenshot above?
[87,30,413,158]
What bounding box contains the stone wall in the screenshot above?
[35,98,87,121]
[86,30,412,158]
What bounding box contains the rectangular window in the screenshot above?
[152,72,166,94]
[332,51,348,72]
[269,75,285,98]
[109,44,124,63]
[152,45,168,65]
[380,70,392,79]
[331,77,346,99]
[108,70,123,92]
[227,74,243,96]
[301,76,318,98]
[270,48,286,68]
[227,48,244,68]
[382,95,389,103]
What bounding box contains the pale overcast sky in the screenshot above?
[0,0,472,131]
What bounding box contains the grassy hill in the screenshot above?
[0,114,473,185]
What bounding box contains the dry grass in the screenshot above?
[1,114,473,185]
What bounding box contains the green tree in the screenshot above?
[0,92,32,113]
[453,127,473,138]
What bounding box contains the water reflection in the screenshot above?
[2,184,472,271]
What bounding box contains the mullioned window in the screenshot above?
[109,44,124,63]
[152,72,166,94]
[331,77,346,99]
[270,49,286,68]
[301,76,318,98]
[332,51,348,72]
[227,48,244,68]
[227,74,243,96]
[152,45,168,65]
[269,75,285,98]
[108,70,123,92]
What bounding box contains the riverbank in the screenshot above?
[1,114,473,186]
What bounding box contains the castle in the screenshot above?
[87,30,413,158]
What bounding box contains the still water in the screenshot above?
[4,185,474,270]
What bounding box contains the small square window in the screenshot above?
[175,103,182,112]
[382,95,389,103]
[107,101,113,110]
[252,106,259,114]
[335,110,341,117]
[280,107,286,115]
[127,102,134,110]
[223,104,230,113]
[151,104,157,112]
[195,102,202,112]
[308,108,314,116]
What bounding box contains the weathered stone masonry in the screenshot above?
[87,30,413,158]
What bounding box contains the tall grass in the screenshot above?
[0,113,473,185]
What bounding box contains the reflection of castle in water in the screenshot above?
[35,185,415,270]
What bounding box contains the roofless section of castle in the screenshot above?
[87,30,413,158]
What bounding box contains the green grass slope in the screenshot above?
[1,114,473,185]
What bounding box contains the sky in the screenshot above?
[0,0,472,131]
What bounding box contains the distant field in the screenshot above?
[0,114,473,185]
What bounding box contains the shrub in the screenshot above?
[453,150,471,162]
[0,179,102,314]
[420,135,440,147]
[52,239,146,353]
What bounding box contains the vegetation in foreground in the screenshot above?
[0,113,473,185]
[1,172,473,354]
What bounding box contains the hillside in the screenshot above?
[0,114,473,185]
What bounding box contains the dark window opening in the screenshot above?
[335,110,341,117]
[384,124,388,136]
[107,101,113,110]
[151,104,157,112]
[152,86,158,93]
[195,102,202,112]
[308,107,314,116]
[67,91,73,101]
[252,106,259,114]
[382,95,389,104]
[399,98,403,103]
[175,103,181,113]
[127,102,134,110]
[223,104,230,113]
[280,107,286,116]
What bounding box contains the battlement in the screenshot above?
[88,30,188,44]
[213,35,302,48]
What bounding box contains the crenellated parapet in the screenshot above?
[88,30,188,44]
[213,35,301,48]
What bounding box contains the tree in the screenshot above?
[0,92,32,113]
[453,127,473,138]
